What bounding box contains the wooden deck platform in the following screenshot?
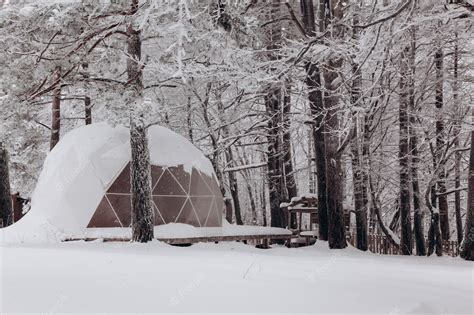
[64,233,292,246]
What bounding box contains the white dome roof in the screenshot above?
[0,123,217,243]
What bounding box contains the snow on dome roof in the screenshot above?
[0,123,217,243]
[147,125,214,176]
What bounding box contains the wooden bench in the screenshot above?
[300,230,318,246]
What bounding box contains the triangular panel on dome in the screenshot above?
[189,169,213,196]
[153,169,186,196]
[153,196,187,223]
[152,203,165,225]
[176,199,201,226]
[209,173,223,196]
[203,199,219,227]
[87,196,123,228]
[151,166,164,190]
[168,165,191,194]
[189,196,213,226]
[106,193,132,227]
[107,163,131,194]
[200,173,216,196]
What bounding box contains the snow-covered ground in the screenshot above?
[1,241,472,314]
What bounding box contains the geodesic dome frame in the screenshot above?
[88,163,223,228]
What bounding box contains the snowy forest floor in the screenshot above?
[0,241,472,314]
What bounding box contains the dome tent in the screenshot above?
[1,123,224,241]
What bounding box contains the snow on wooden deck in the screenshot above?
[80,222,292,240]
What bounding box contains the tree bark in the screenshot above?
[50,67,61,150]
[0,143,12,228]
[266,0,286,230]
[266,87,285,229]
[399,45,413,255]
[82,63,92,125]
[435,47,450,242]
[301,0,328,241]
[351,117,368,251]
[261,162,268,227]
[460,125,474,260]
[350,6,368,251]
[323,0,347,249]
[216,92,243,225]
[408,28,426,256]
[227,153,243,225]
[127,0,154,242]
[130,118,154,242]
[282,80,298,228]
[84,96,92,125]
[245,180,257,225]
[187,95,193,142]
[362,113,374,234]
[453,32,463,245]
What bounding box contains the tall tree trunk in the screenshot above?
[308,65,328,240]
[408,28,426,256]
[0,143,12,228]
[127,0,154,242]
[266,0,286,229]
[217,92,243,225]
[266,87,285,228]
[130,118,154,242]
[362,114,374,234]
[211,156,232,223]
[226,153,243,225]
[301,0,328,241]
[350,117,368,251]
[399,45,413,255]
[410,116,425,256]
[427,158,443,256]
[246,181,257,225]
[237,149,258,225]
[427,180,443,256]
[460,124,474,260]
[50,67,61,150]
[350,6,368,251]
[187,95,193,142]
[323,0,346,249]
[435,47,450,242]
[453,32,463,245]
[199,83,232,223]
[261,153,268,227]
[84,96,92,125]
[82,63,92,125]
[282,80,298,228]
